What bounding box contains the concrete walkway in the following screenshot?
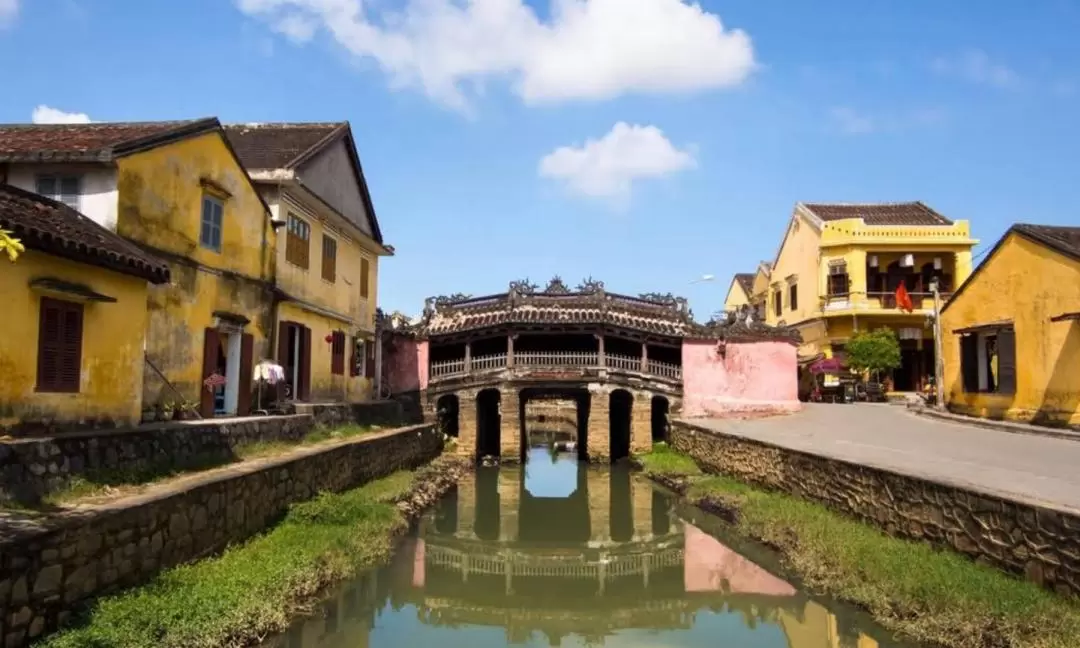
[684,403,1080,513]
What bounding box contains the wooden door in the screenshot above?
[200,328,221,418]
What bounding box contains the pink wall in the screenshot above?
[385,336,429,393]
[683,523,797,595]
[681,338,800,417]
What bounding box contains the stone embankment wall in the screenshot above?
[292,400,404,429]
[0,415,313,505]
[0,424,443,646]
[670,420,1080,597]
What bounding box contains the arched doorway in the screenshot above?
[476,388,501,459]
[650,395,670,444]
[436,394,460,438]
[609,389,633,462]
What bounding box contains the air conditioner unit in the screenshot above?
[868,255,878,268]
[900,253,915,268]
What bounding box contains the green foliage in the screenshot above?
[39,471,417,648]
[1,229,24,262]
[636,443,702,477]
[844,328,902,378]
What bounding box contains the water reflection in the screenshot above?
[269,446,912,648]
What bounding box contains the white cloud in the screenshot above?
[931,49,1020,89]
[538,122,695,204]
[235,0,756,110]
[0,0,17,26]
[31,105,93,124]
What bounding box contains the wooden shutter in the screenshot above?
[331,331,345,375]
[299,326,312,400]
[365,337,376,379]
[36,297,83,393]
[200,328,220,418]
[349,337,360,377]
[997,328,1017,395]
[360,258,370,298]
[321,235,337,282]
[277,321,291,364]
[960,334,978,393]
[238,333,254,415]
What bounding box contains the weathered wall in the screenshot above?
[0,250,150,435]
[292,400,403,429]
[942,233,1080,427]
[386,336,428,394]
[670,420,1080,597]
[0,424,442,646]
[6,164,119,232]
[277,302,371,402]
[0,415,313,505]
[116,131,276,409]
[295,137,374,239]
[524,399,578,437]
[681,340,799,417]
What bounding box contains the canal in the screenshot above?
[269,444,917,648]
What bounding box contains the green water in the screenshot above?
[270,446,917,648]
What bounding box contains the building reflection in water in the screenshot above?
[270,447,898,648]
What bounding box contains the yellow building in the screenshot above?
[941,224,1080,427]
[722,272,755,312]
[224,123,393,402]
[0,184,170,434]
[1,118,277,418]
[765,202,977,391]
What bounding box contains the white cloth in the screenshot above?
[253,361,285,384]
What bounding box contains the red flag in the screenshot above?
[895,283,914,312]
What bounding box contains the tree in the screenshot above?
[1,229,24,262]
[845,327,902,380]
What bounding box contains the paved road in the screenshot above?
[687,404,1080,513]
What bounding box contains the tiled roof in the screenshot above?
[1013,223,1080,262]
[0,119,218,163]
[733,273,755,296]
[802,202,952,226]
[0,184,170,283]
[222,123,345,170]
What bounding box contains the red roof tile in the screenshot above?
[0,119,218,163]
[222,123,345,170]
[1013,223,1080,262]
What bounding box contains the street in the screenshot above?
[687,403,1080,513]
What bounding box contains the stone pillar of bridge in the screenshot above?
[588,471,611,544]
[457,390,478,459]
[586,386,611,462]
[499,386,522,462]
[498,470,520,542]
[456,474,476,540]
[632,476,654,541]
[629,391,653,456]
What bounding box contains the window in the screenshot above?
[331,330,346,375]
[199,194,224,252]
[772,289,782,317]
[827,265,850,296]
[286,213,311,268]
[36,175,81,209]
[360,257,370,299]
[36,297,83,393]
[321,235,337,282]
[960,327,1016,394]
[352,338,366,377]
[788,283,798,310]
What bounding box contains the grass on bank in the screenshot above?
[635,442,702,477]
[655,456,1080,648]
[39,470,416,648]
[29,424,379,507]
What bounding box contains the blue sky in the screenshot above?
[2,0,1078,318]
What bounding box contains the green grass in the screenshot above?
[679,471,1080,648]
[39,471,416,648]
[635,442,702,477]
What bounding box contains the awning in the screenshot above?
[952,320,1013,335]
[809,357,847,374]
[1050,311,1080,323]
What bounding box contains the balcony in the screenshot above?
[429,351,682,382]
[867,291,952,311]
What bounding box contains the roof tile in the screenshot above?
[222,123,344,170]
[0,119,215,162]
[802,202,952,226]
[1013,223,1080,261]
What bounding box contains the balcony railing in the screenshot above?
[819,291,953,313]
[429,351,682,382]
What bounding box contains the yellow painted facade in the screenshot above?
[722,278,750,311]
[942,232,1080,426]
[764,206,977,389]
[116,131,275,410]
[0,250,149,431]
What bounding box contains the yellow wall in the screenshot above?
[942,233,1080,426]
[277,302,373,402]
[0,251,149,432]
[765,214,823,328]
[723,279,749,311]
[750,265,771,305]
[116,132,276,406]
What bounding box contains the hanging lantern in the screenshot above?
[324,333,334,344]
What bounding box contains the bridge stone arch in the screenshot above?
[475,388,502,459]
[436,393,460,439]
[651,394,671,443]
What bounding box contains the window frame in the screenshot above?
[959,326,1016,395]
[286,213,311,269]
[330,330,347,375]
[35,174,82,210]
[772,288,782,317]
[321,234,338,283]
[199,193,225,252]
[788,282,798,311]
[359,257,370,299]
[36,297,84,393]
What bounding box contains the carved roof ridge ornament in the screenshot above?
[576,276,605,295]
[543,275,571,294]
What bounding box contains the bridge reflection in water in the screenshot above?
[270,447,915,648]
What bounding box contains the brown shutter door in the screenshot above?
[238,333,254,415]
[997,329,1017,395]
[365,337,376,379]
[349,336,359,377]
[331,331,344,375]
[200,328,220,418]
[299,326,312,400]
[59,304,83,392]
[960,334,978,393]
[37,300,61,391]
[277,321,290,364]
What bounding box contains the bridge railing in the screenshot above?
[429,351,682,381]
